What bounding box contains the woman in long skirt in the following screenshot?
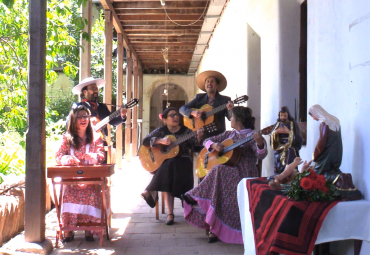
[183,106,268,244]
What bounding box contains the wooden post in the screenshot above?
[116,33,124,168]
[138,68,144,144]
[125,50,132,162]
[79,0,92,81]
[25,0,46,242]
[104,10,113,145]
[132,60,138,156]
[138,69,143,119]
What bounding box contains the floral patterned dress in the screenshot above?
[55,134,107,234]
[184,129,268,244]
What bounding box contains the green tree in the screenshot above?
[0,0,90,134]
[0,0,91,179]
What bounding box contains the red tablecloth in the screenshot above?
[247,178,339,255]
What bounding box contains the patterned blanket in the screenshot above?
[247,178,339,255]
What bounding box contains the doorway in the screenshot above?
[150,83,187,132]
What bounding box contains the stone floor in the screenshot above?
[1,156,244,255]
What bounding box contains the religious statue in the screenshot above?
[309,104,342,183]
[270,106,303,174]
[309,104,362,200]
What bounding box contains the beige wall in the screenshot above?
[141,74,196,138]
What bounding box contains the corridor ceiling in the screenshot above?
[99,0,227,74]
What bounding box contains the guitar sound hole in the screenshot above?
[161,146,170,154]
[217,151,224,157]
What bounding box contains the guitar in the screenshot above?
[92,99,139,136]
[195,125,274,178]
[138,123,217,173]
[183,95,249,131]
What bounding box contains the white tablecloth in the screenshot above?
[237,178,370,255]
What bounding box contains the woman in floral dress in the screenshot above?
[140,107,203,225]
[55,105,106,242]
[183,106,268,244]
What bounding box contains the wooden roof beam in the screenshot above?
[117,14,204,21]
[116,9,205,15]
[131,41,196,46]
[120,21,203,26]
[123,27,201,31]
[126,31,200,36]
[113,1,207,9]
[133,46,195,50]
[99,0,142,69]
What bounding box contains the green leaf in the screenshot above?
[0,0,15,9]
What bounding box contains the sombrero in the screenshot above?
[196,70,227,92]
[72,77,105,94]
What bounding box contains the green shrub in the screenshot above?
[0,131,25,183]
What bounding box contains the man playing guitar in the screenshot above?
[69,77,127,138]
[179,70,234,140]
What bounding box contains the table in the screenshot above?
[237,178,370,255]
[47,164,114,247]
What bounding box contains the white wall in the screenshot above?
[305,0,370,201]
[304,1,370,253]
[246,24,261,131]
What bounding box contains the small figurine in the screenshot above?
[270,106,303,174]
[269,157,312,190]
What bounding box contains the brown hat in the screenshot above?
[72,77,105,94]
[196,70,227,92]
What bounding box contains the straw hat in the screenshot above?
[72,77,105,94]
[196,70,227,92]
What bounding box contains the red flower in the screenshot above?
[300,177,313,190]
[321,186,329,194]
[312,181,322,190]
[316,175,326,185]
[308,169,317,179]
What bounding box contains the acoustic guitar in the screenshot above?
[195,125,274,178]
[92,99,139,137]
[183,95,249,131]
[138,123,217,173]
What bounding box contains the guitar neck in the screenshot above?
[94,106,123,131]
[168,129,199,149]
[222,131,261,154]
[205,104,227,118]
[205,98,240,118]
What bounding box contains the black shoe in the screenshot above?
[85,231,95,242]
[208,232,218,243]
[62,232,74,243]
[85,235,95,242]
[141,191,156,208]
[181,194,197,205]
[166,214,174,225]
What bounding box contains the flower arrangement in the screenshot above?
[285,169,340,202]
